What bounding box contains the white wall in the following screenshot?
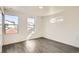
[43,7,79,48]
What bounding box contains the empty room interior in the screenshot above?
[0,6,79,53]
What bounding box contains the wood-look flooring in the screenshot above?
[2,38,79,53]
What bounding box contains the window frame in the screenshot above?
[27,16,36,31]
[4,14,19,34]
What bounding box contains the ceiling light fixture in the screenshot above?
[38,6,43,9]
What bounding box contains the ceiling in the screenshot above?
[4,6,66,16]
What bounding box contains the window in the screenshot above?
[27,17,35,31]
[5,15,18,34]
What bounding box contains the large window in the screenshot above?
[5,15,18,34]
[27,17,35,31]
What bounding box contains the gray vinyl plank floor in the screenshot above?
[2,38,79,53]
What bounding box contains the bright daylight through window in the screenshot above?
[27,17,35,31]
[5,15,18,34]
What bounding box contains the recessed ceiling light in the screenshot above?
[38,6,43,9]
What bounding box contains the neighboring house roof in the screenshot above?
[6,28,17,34]
[5,20,15,24]
[0,20,15,24]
